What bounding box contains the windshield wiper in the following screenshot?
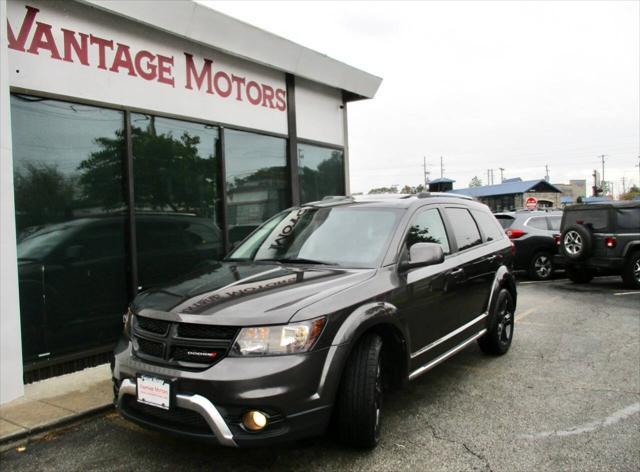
[259,257,335,266]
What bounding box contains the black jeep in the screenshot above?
[556,201,640,288]
[112,193,516,449]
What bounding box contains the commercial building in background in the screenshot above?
[449,178,563,211]
[0,0,381,403]
[553,179,587,205]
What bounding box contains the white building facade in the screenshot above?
[0,0,381,403]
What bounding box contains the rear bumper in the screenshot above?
[554,255,624,271]
[113,338,349,447]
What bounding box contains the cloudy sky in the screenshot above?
[205,1,639,196]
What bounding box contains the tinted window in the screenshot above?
[11,95,129,361]
[131,114,223,288]
[616,209,640,231]
[548,216,562,231]
[564,209,608,232]
[225,129,289,244]
[471,210,505,242]
[298,144,345,203]
[526,217,548,230]
[230,207,402,268]
[495,215,515,229]
[406,208,450,254]
[445,208,482,251]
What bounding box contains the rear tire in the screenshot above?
[528,251,554,280]
[336,333,383,449]
[621,252,640,289]
[566,265,593,284]
[478,288,515,356]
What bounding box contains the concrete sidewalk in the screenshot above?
[0,365,113,445]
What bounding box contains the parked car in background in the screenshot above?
[556,201,640,288]
[113,193,517,449]
[494,210,563,280]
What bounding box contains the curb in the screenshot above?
[0,403,114,447]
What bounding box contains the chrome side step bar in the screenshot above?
[410,312,487,359]
[408,329,487,380]
[117,378,237,447]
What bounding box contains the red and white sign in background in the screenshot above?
[5,0,288,134]
[525,197,538,210]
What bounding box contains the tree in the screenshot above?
[620,185,640,201]
[368,186,398,194]
[469,176,483,187]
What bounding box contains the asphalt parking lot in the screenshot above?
[2,276,639,472]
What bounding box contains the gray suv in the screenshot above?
[556,201,640,288]
[112,193,516,448]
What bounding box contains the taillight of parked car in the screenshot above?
[506,228,527,239]
[605,236,617,248]
[510,241,516,256]
[554,234,561,246]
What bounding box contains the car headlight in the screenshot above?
[123,307,133,339]
[230,317,326,356]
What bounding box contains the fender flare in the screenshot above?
[622,241,640,258]
[486,265,517,318]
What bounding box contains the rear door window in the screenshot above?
[564,209,609,232]
[445,208,482,251]
[471,210,505,242]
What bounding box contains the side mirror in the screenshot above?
[400,242,444,271]
[64,244,84,261]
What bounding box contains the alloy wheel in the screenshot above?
[534,255,552,279]
[374,360,383,441]
[634,259,640,284]
[495,297,514,345]
[564,230,583,256]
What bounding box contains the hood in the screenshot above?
[133,261,375,325]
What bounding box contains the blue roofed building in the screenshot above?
[449,179,563,211]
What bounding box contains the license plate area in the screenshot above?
[136,375,172,410]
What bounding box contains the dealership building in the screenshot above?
[0,0,381,403]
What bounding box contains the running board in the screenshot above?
[408,329,487,380]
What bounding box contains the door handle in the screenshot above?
[451,268,464,278]
[486,255,498,262]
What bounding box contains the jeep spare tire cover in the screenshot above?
[561,224,592,261]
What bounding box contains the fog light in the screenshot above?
[242,410,268,431]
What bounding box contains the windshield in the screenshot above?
[228,207,403,268]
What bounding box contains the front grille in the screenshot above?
[121,395,212,435]
[136,316,170,335]
[177,323,238,340]
[131,315,238,369]
[172,346,225,364]
[136,337,164,358]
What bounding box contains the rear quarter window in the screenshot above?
[495,215,515,229]
[616,209,640,232]
[526,217,548,230]
[472,210,506,242]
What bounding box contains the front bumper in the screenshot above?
[113,338,349,447]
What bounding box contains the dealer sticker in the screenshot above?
[136,375,171,410]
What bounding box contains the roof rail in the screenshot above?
[416,192,473,200]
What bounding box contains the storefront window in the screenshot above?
[11,95,128,363]
[131,114,223,289]
[225,129,288,244]
[297,143,345,204]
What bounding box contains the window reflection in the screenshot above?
[297,143,345,204]
[225,129,289,244]
[11,95,128,363]
[131,114,223,289]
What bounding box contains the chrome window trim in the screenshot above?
[408,329,487,380]
[410,312,488,359]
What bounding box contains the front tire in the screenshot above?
[478,288,514,356]
[621,252,640,289]
[336,333,383,449]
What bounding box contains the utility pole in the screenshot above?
[598,155,607,190]
[592,169,599,197]
[440,156,444,178]
[622,176,626,194]
[636,155,640,188]
[487,169,491,186]
[423,156,430,187]
[544,164,550,182]
[499,167,505,183]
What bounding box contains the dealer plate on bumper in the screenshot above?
[136,375,171,410]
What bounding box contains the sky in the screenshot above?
[203,1,639,196]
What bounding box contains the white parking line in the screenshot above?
[613,291,640,296]
[518,403,640,440]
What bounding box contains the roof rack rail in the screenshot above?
[416,192,473,200]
